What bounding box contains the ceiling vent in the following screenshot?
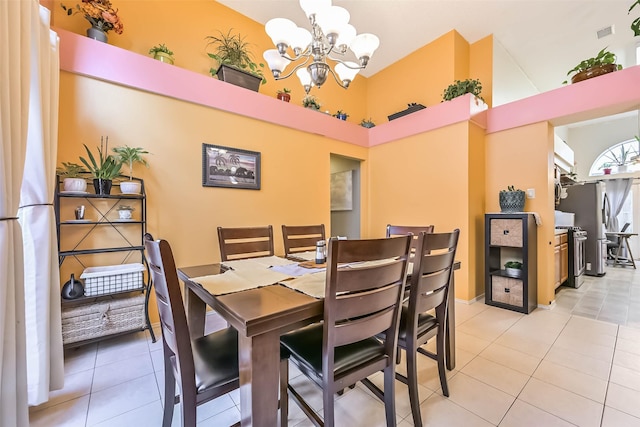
[597,25,614,39]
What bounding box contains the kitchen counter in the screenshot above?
[554,229,568,236]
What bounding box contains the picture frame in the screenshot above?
[202,143,261,190]
[330,170,353,211]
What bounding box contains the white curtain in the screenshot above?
[17,5,64,406]
[605,178,633,232]
[1,1,61,423]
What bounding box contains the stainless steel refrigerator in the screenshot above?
[558,181,607,276]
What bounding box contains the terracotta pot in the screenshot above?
[571,64,618,84]
[277,92,291,102]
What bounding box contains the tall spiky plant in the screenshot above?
[79,136,122,180]
[112,145,149,181]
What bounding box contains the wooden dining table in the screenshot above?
[177,260,460,427]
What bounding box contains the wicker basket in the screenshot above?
[61,294,145,345]
[80,263,145,296]
[499,190,525,213]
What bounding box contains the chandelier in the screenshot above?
[262,0,380,93]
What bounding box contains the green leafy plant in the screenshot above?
[360,118,376,128]
[500,185,522,194]
[112,145,149,180]
[504,261,523,269]
[631,0,640,36]
[602,143,638,166]
[79,137,122,180]
[206,29,266,84]
[599,162,613,170]
[563,48,622,84]
[277,88,291,95]
[302,95,321,110]
[148,43,173,56]
[56,162,87,178]
[442,78,484,102]
[334,110,349,119]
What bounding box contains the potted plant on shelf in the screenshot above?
[117,205,134,220]
[442,79,484,102]
[631,0,640,36]
[302,95,321,111]
[148,43,174,65]
[504,261,523,278]
[56,162,88,192]
[563,48,622,84]
[600,163,613,175]
[112,145,149,194]
[499,185,525,213]
[277,88,291,102]
[360,118,376,128]
[79,137,122,195]
[60,0,123,43]
[206,29,266,92]
[333,110,349,121]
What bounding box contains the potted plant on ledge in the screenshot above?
[302,95,321,111]
[112,145,149,194]
[442,79,484,102]
[360,118,376,128]
[277,88,291,102]
[56,162,87,192]
[334,110,349,121]
[79,137,122,195]
[563,48,622,84]
[206,29,266,92]
[149,43,174,64]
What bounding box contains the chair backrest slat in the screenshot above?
[144,235,196,391]
[324,236,412,351]
[282,224,326,256]
[217,225,274,261]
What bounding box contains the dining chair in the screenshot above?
[281,224,326,256]
[279,235,413,427]
[386,224,435,255]
[391,229,460,427]
[217,225,274,261]
[144,234,240,427]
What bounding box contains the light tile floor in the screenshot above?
[30,265,640,426]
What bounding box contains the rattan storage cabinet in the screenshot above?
[55,176,155,346]
[485,213,537,314]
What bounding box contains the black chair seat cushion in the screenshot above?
[397,306,438,342]
[280,323,386,378]
[192,327,239,393]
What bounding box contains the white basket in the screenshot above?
[80,263,145,296]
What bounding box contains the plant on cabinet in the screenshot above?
[56,162,87,192]
[112,145,149,194]
[504,260,523,278]
[499,185,525,213]
[79,137,122,195]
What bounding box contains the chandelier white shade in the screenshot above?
[263,0,380,93]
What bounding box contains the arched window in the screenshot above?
[589,138,640,176]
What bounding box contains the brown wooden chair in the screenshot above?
[144,234,240,427]
[279,235,413,427]
[393,229,459,427]
[386,224,435,256]
[281,224,326,256]
[217,225,274,261]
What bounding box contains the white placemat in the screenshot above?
[289,251,316,261]
[281,271,326,299]
[191,267,293,296]
[222,255,294,271]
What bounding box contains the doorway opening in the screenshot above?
[330,154,361,238]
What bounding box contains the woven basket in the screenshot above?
[499,190,525,213]
[61,294,145,344]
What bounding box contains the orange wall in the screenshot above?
[367,122,477,300]
[485,122,555,305]
[470,36,493,108]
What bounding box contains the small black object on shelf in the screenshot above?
[61,273,84,299]
[388,103,426,121]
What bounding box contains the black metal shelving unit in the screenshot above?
[55,175,156,346]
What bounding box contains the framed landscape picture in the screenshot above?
[202,143,261,190]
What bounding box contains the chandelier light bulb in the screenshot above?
[263,49,289,77]
[265,18,296,52]
[299,0,331,20]
[335,61,360,87]
[335,24,356,52]
[290,27,312,55]
[350,33,380,67]
[315,6,350,43]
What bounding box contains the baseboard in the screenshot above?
[455,293,485,305]
[537,300,556,310]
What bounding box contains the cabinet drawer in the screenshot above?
[491,276,524,307]
[554,235,560,246]
[560,234,568,244]
[490,219,523,247]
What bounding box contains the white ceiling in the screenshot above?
[217,0,639,94]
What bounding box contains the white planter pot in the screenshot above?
[63,178,87,192]
[118,209,133,220]
[617,164,628,173]
[505,268,522,278]
[119,181,141,194]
